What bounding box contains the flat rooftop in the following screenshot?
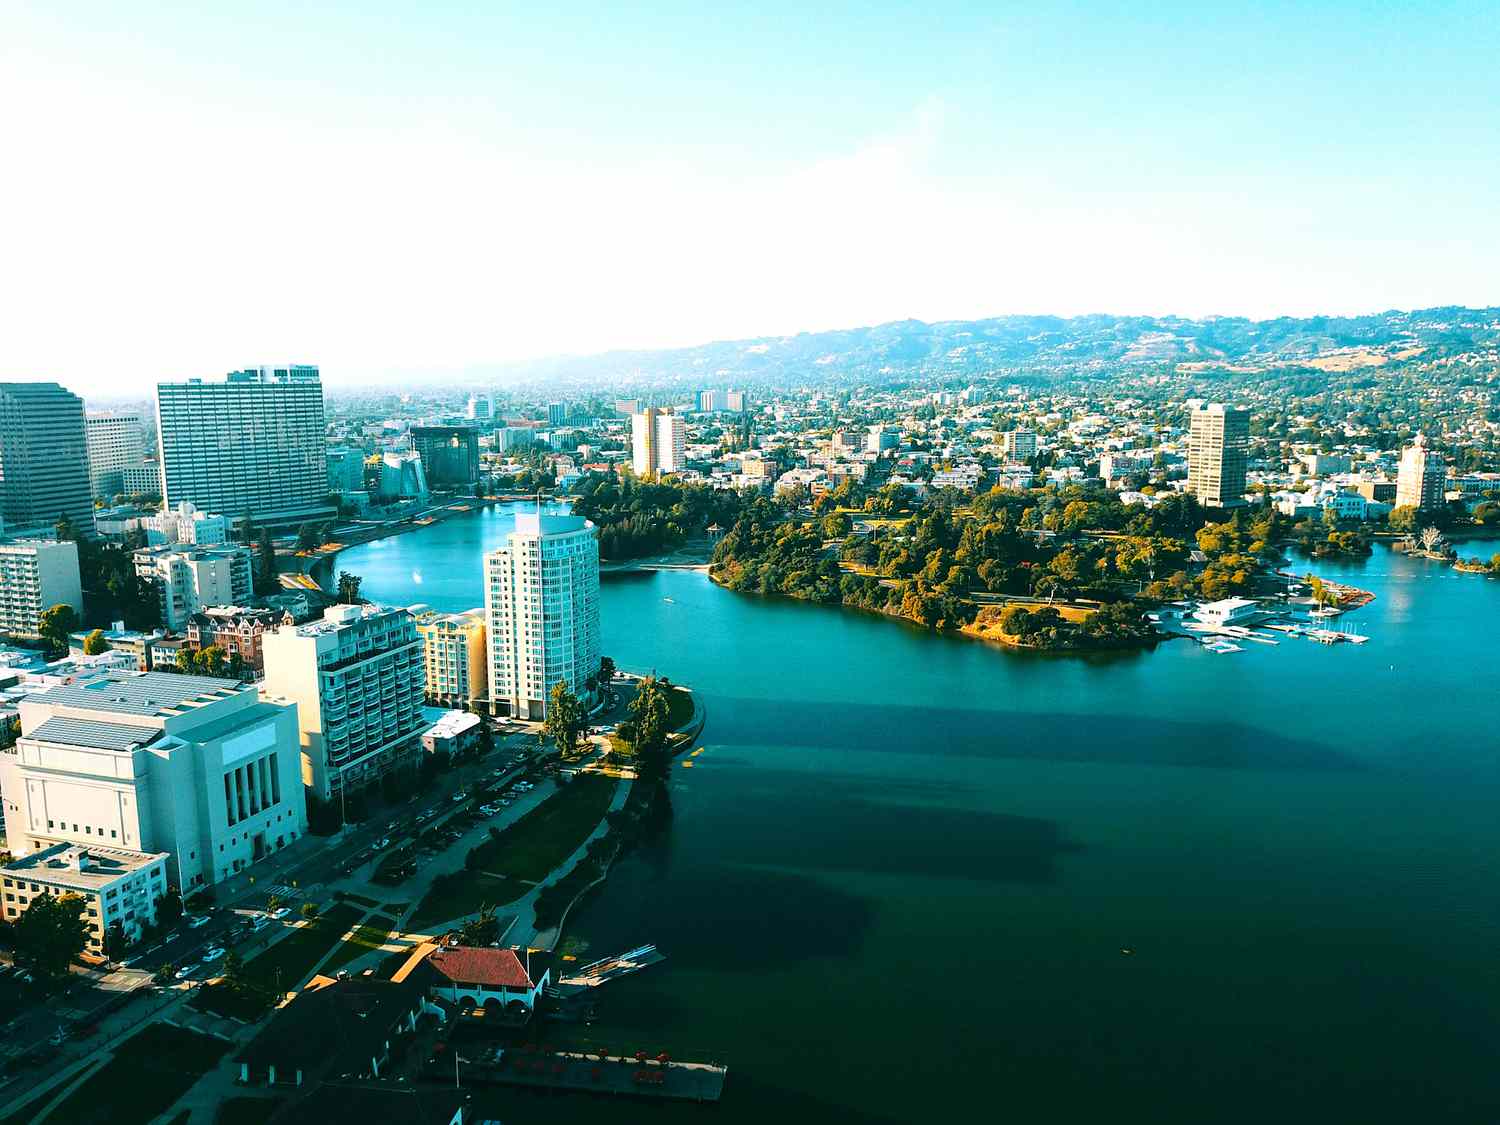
[4,842,168,891]
[34,671,248,717]
[27,717,164,752]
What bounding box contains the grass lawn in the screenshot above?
[47,1023,229,1125]
[609,685,696,753]
[409,774,617,929]
[191,980,272,1021]
[241,903,364,992]
[319,914,397,976]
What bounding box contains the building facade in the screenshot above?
[1186,403,1250,509]
[410,426,480,487]
[1395,434,1447,512]
[1,843,170,957]
[133,543,254,630]
[84,414,146,499]
[1000,430,1038,462]
[0,383,94,537]
[156,366,333,530]
[630,408,686,477]
[415,609,488,708]
[0,672,306,890]
[186,606,287,672]
[0,539,82,640]
[483,513,600,719]
[260,604,425,803]
[140,501,228,546]
[377,450,428,501]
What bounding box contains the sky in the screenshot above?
[3,0,1498,396]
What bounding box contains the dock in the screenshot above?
[551,944,665,997]
[464,1045,726,1102]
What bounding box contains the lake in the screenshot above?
[339,507,1500,1123]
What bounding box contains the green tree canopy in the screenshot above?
[12,892,91,978]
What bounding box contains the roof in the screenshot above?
[26,717,162,752]
[32,672,245,716]
[425,945,534,990]
[268,1082,462,1125]
[237,976,424,1078]
[3,843,169,890]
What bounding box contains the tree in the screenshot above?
[222,951,245,987]
[543,680,585,758]
[12,892,91,978]
[295,522,323,552]
[598,656,616,687]
[155,888,183,927]
[37,604,79,656]
[83,628,109,656]
[459,903,500,946]
[1388,505,1419,533]
[255,529,279,595]
[103,920,128,961]
[154,961,176,986]
[337,571,363,604]
[299,901,320,921]
[629,675,672,752]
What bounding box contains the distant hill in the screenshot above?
[492,306,1500,391]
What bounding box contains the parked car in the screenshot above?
[202,946,225,962]
[269,907,290,920]
[184,915,210,929]
[175,963,201,980]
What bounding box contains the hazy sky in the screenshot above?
[4,1,1497,396]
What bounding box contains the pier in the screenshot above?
[555,944,665,992]
[462,1044,727,1102]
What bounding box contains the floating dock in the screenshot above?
[465,1046,726,1102]
[553,945,665,994]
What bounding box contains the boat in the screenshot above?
[1203,640,1242,654]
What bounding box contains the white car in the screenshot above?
[201,946,225,962]
[175,963,201,980]
[269,907,290,920]
[184,915,211,929]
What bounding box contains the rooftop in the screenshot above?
[424,944,535,990]
[27,716,164,752]
[3,842,168,890]
[32,671,247,717]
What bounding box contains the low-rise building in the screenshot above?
[67,624,167,671]
[1,842,170,957]
[419,710,481,757]
[186,606,287,672]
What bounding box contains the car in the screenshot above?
[452,791,467,802]
[250,914,271,931]
[48,1028,68,1047]
[269,907,290,920]
[184,915,211,929]
[374,837,390,849]
[175,963,201,980]
[201,946,225,962]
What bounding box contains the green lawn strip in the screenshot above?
[409,873,528,932]
[46,1023,229,1125]
[466,774,617,881]
[214,1096,285,1125]
[191,980,272,1021]
[319,914,397,976]
[241,903,365,992]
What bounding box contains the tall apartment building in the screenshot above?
[547,403,568,427]
[1395,434,1448,512]
[725,390,747,413]
[410,426,480,487]
[133,543,253,630]
[631,408,686,477]
[0,671,306,890]
[0,539,83,640]
[326,447,368,494]
[415,609,488,708]
[156,366,333,531]
[261,604,425,803]
[0,383,94,537]
[1185,403,1250,509]
[483,512,600,719]
[697,389,725,413]
[121,462,162,496]
[84,414,146,499]
[865,426,900,454]
[2,843,170,958]
[466,393,494,422]
[1000,430,1038,462]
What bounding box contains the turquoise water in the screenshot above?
[340,510,1500,1123]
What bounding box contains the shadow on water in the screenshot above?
[709,697,1367,772]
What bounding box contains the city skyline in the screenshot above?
[4,2,1498,395]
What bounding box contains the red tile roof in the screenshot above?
[427,945,533,989]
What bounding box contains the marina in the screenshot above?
[462,1044,727,1103]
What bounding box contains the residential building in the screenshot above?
[697,389,726,413]
[1356,479,1398,503]
[376,450,428,501]
[1000,430,1038,462]
[483,512,600,719]
[493,427,535,453]
[1,843,170,958]
[120,461,162,496]
[0,383,94,537]
[186,606,288,672]
[0,671,306,889]
[409,426,480,487]
[725,389,747,412]
[419,710,482,757]
[133,543,253,630]
[865,426,900,454]
[156,366,333,531]
[326,447,368,493]
[1186,403,1250,508]
[140,501,228,546]
[84,413,146,498]
[547,402,568,427]
[415,609,487,708]
[261,603,425,803]
[1297,453,1352,476]
[631,407,686,476]
[0,539,82,640]
[1098,451,1152,485]
[68,624,167,671]
[466,393,494,423]
[1395,434,1448,511]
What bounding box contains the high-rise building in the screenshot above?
[133,543,254,630]
[697,389,725,413]
[865,425,900,454]
[1395,434,1447,511]
[0,383,94,537]
[725,390,747,413]
[415,608,488,708]
[494,427,536,453]
[1185,403,1250,509]
[410,426,480,487]
[466,393,494,423]
[377,450,428,501]
[0,539,83,639]
[0,671,306,890]
[547,402,568,427]
[84,413,146,499]
[484,512,600,719]
[326,447,368,494]
[261,604,425,803]
[156,366,333,531]
[631,408,686,477]
[1000,430,1038,462]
